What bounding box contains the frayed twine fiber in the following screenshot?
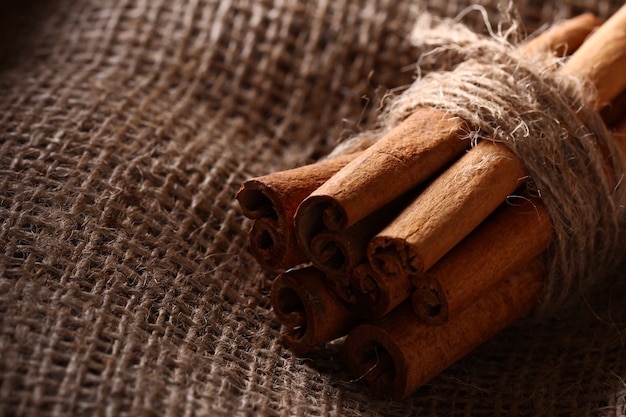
[331,8,626,314]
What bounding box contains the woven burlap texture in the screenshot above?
[1,1,625,416]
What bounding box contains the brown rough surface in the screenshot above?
[1,1,626,416]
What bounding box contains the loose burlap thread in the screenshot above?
[332,8,626,314]
[2,1,626,417]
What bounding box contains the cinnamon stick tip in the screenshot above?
[270,267,360,355]
[368,237,423,277]
[411,285,448,326]
[350,265,381,303]
[295,196,349,252]
[350,270,412,319]
[250,219,280,249]
[310,234,349,274]
[343,324,407,400]
[271,276,305,321]
[236,181,278,219]
[270,272,315,354]
[248,219,289,270]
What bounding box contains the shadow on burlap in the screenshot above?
[1,1,625,416]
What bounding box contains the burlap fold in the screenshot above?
[1,1,625,416]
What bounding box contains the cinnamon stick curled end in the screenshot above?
[249,218,307,271]
[342,319,410,400]
[236,181,278,219]
[350,263,414,319]
[270,267,360,355]
[368,237,423,278]
[309,231,353,275]
[294,196,349,256]
[411,279,448,325]
[237,179,308,271]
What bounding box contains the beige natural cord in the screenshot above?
[332,10,626,313]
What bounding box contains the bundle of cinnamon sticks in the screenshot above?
[236,6,626,400]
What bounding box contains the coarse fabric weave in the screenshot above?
[1,1,625,416]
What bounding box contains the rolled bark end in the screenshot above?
[350,262,381,308]
[238,151,361,221]
[270,267,361,355]
[309,233,349,274]
[294,197,327,252]
[295,196,348,253]
[249,218,307,271]
[350,263,414,319]
[343,324,407,400]
[321,200,348,231]
[272,285,307,328]
[411,281,448,325]
[352,341,396,385]
[249,218,284,265]
[236,183,277,219]
[351,263,380,304]
[368,237,422,278]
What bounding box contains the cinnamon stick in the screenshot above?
[342,260,543,400]
[270,266,361,355]
[236,152,359,270]
[295,107,468,252]
[519,12,602,57]
[368,140,526,278]
[293,13,602,256]
[560,5,626,110]
[410,197,552,325]
[349,262,414,319]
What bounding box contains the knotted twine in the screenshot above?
[331,9,626,314]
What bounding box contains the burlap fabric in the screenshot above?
[1,1,625,416]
